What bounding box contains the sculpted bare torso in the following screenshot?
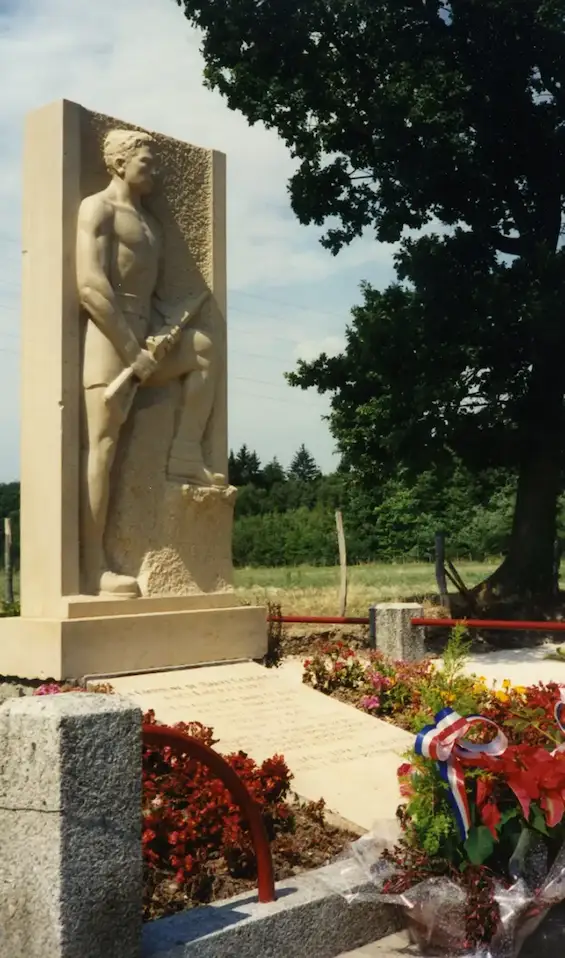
[82,193,162,389]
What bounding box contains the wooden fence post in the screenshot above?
[434,530,449,610]
[335,510,348,617]
[4,517,14,606]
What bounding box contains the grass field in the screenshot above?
[0,562,501,617]
[234,560,500,616]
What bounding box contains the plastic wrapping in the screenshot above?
[324,827,565,957]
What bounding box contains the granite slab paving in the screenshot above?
[107,661,412,831]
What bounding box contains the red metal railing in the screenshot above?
[412,617,565,633]
[141,724,276,903]
[268,615,369,625]
[268,612,565,633]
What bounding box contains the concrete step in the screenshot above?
[142,860,404,957]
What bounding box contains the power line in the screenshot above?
[230,288,346,321]
[0,344,325,406]
[229,387,326,407]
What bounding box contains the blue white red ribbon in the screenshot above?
[551,688,565,755]
[415,707,507,839]
[555,688,565,737]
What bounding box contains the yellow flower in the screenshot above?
[514,685,526,696]
[495,690,509,703]
[478,676,487,683]
[443,693,456,704]
[502,679,511,690]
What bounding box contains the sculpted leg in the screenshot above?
[146,328,224,486]
[81,387,140,597]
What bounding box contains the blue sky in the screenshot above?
[0,0,401,481]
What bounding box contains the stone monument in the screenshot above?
[0,100,266,680]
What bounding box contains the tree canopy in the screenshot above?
[177,0,565,602]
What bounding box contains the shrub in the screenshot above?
[31,685,305,915]
[302,627,490,731]
[141,710,296,913]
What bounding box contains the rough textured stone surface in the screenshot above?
[0,693,142,958]
[142,860,403,958]
[106,477,236,595]
[373,604,425,662]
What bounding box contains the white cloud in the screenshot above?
[294,336,346,363]
[0,0,399,479]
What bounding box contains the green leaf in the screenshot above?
[500,808,519,825]
[530,805,549,836]
[464,826,495,865]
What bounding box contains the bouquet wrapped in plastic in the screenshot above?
[324,699,565,956]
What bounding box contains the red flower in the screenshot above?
[480,801,501,838]
[475,778,494,808]
[397,762,413,778]
[541,791,565,827]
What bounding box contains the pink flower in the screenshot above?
[33,683,62,696]
[361,695,381,711]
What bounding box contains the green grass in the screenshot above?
[234,560,500,616]
[0,561,502,617]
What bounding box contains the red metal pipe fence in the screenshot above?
[268,614,369,625]
[141,724,276,904]
[411,617,565,633]
[268,612,565,633]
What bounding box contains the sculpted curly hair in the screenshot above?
[102,129,157,175]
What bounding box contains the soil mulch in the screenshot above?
[143,797,359,921]
[276,626,371,661]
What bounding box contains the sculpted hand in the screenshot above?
[130,348,159,382]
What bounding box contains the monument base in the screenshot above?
[0,598,267,681]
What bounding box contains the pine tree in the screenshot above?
[288,445,321,483]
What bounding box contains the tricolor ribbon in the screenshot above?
[415,707,508,839]
[552,688,565,755]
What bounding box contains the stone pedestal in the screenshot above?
[0,694,142,958]
[0,100,267,680]
[0,599,267,681]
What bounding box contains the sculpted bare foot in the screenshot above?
[99,570,140,598]
[167,439,225,486]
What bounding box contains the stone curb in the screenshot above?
[142,860,403,958]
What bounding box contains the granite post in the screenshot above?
[0,693,142,958]
[370,602,425,661]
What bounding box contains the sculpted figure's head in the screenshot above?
[103,129,158,196]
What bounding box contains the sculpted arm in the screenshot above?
[76,197,141,365]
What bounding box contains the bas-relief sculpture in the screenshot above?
[76,129,226,598]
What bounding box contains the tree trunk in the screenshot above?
[474,352,565,610]
[480,451,561,603]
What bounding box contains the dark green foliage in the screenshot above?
[0,454,525,569]
[230,444,518,566]
[175,0,565,598]
[288,444,321,483]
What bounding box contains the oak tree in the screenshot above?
[178,0,565,601]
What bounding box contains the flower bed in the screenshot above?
[32,683,355,920]
[302,628,559,739]
[303,633,565,953]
